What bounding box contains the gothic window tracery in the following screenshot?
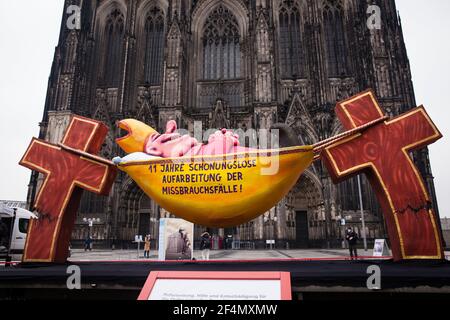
[202,5,241,80]
[144,7,165,85]
[80,193,106,215]
[279,1,304,79]
[100,9,125,87]
[63,31,78,74]
[323,1,348,77]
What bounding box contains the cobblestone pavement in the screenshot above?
[68,248,391,262]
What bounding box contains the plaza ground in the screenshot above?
[68,248,450,262]
[68,248,379,261]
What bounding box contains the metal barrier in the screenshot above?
[232,240,255,250]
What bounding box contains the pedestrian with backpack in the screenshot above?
[200,231,211,261]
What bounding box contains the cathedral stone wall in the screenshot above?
[28,0,440,249]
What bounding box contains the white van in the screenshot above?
[0,203,37,262]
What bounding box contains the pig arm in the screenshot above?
[145,121,199,158]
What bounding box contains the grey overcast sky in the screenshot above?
[0,1,448,216]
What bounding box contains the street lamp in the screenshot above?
[264,214,278,250]
[150,217,158,244]
[357,175,368,252]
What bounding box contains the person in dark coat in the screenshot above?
[84,236,93,252]
[200,231,211,260]
[345,227,359,260]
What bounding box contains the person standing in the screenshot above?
[225,235,233,250]
[144,235,151,259]
[345,227,359,260]
[84,236,93,252]
[200,231,211,261]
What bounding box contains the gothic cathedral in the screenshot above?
[28,0,440,249]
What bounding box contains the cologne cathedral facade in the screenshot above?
[28,0,440,248]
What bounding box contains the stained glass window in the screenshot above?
[279,1,304,78]
[323,1,348,77]
[144,7,165,85]
[101,9,125,87]
[202,5,241,80]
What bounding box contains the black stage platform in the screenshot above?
[1,259,450,300]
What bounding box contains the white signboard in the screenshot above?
[373,239,390,257]
[158,219,166,260]
[138,271,291,301]
[149,279,281,300]
[158,218,194,261]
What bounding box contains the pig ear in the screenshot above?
[165,120,177,134]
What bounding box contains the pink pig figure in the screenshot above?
[116,119,251,158]
[146,120,250,158]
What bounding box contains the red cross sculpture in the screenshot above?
[19,116,117,263]
[322,90,444,261]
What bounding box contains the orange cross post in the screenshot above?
[19,116,117,263]
[322,90,444,261]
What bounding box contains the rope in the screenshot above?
[58,143,115,166]
[312,116,389,161]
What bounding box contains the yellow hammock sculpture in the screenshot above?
[113,117,378,227]
[117,146,313,227]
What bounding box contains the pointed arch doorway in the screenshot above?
[119,180,160,248]
[286,171,324,248]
